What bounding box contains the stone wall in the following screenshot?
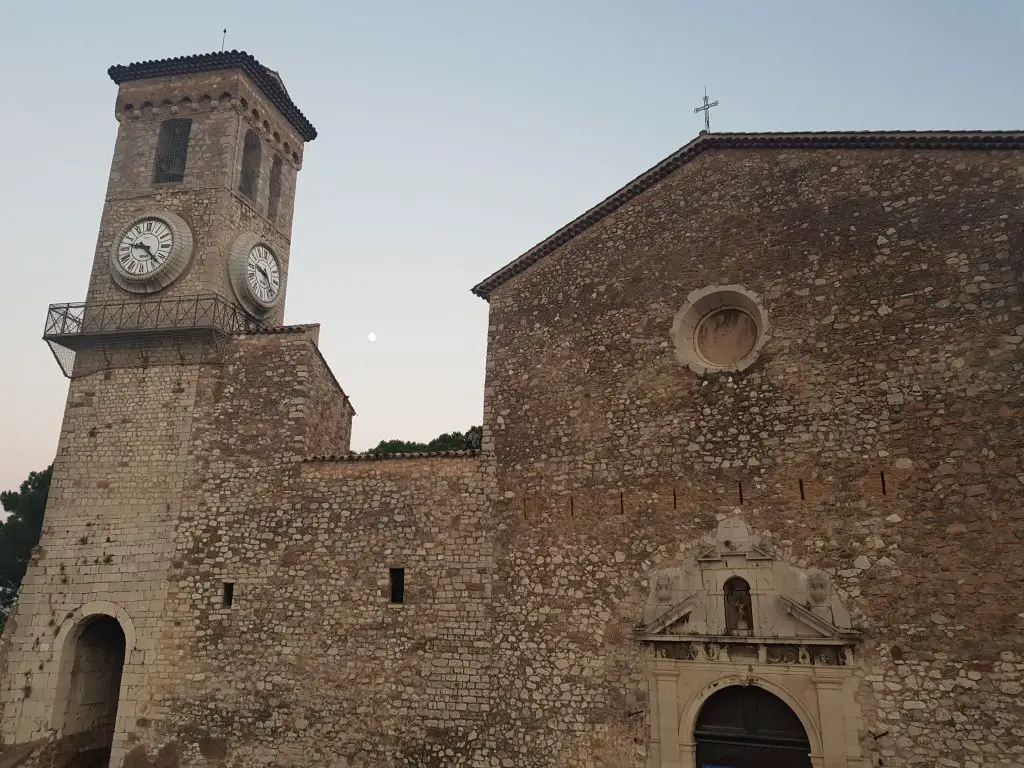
[0,357,206,765]
[482,146,1024,767]
[6,144,1022,768]
[136,332,491,765]
[0,328,353,767]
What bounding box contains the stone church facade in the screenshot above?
[0,52,1021,768]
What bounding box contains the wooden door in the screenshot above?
[694,685,812,768]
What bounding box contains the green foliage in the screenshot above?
[0,466,52,615]
[364,426,482,456]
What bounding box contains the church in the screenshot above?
[0,51,1021,768]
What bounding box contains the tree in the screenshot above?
[364,426,482,456]
[0,466,52,621]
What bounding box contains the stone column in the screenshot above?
[652,661,683,768]
[813,675,848,768]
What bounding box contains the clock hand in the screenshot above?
[133,241,155,257]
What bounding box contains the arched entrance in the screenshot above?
[694,685,811,768]
[57,615,127,763]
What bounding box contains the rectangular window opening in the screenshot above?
[222,581,234,608]
[389,568,405,604]
[154,118,192,183]
[239,128,262,200]
[267,155,284,222]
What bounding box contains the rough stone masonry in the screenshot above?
[0,51,1021,768]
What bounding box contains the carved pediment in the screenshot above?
[696,515,774,562]
[639,516,858,643]
[641,596,698,635]
[777,595,860,641]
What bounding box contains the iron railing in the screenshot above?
[44,293,264,341]
[43,293,266,377]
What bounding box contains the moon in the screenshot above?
[367,332,377,342]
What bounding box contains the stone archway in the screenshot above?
[53,614,127,764]
[694,685,812,768]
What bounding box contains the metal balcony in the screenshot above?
[43,293,266,377]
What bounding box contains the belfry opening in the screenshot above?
[57,615,126,762]
[694,685,811,768]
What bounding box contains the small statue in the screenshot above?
[654,574,673,604]
[807,570,830,606]
[807,570,834,624]
[735,598,749,631]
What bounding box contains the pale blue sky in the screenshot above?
[0,0,1022,490]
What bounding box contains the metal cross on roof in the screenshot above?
[694,88,720,133]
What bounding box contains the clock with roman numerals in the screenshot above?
[244,244,282,308]
[109,212,194,294]
[228,232,286,318]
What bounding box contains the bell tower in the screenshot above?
[2,53,318,767]
[45,52,317,378]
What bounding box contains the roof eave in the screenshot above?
[108,50,317,142]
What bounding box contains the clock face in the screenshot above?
[228,233,285,317]
[116,218,173,277]
[245,244,281,307]
[109,211,194,294]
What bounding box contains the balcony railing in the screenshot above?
[43,293,266,377]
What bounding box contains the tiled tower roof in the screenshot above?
[108,50,317,141]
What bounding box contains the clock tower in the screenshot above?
[101,52,314,320]
[44,52,317,379]
[3,53,320,767]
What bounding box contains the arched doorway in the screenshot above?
[694,685,811,768]
[58,615,126,763]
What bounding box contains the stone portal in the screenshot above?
[639,517,864,768]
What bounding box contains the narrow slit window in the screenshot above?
[389,568,405,604]
[798,479,806,501]
[239,128,262,200]
[154,118,192,183]
[267,155,283,221]
[222,582,234,608]
[880,470,887,496]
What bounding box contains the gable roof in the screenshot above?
[470,130,1024,300]
[108,50,317,141]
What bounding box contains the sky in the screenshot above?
[0,0,1022,491]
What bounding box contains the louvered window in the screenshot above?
[154,118,192,183]
[267,155,283,221]
[239,129,262,200]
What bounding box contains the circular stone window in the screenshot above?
[671,285,769,374]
